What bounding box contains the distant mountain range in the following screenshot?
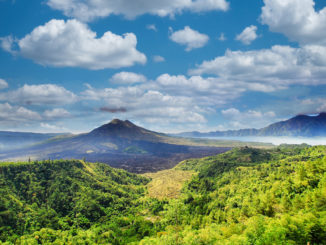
[176,113,326,138]
[0,131,67,151]
[9,113,323,172]
[0,119,231,173]
[1,113,323,172]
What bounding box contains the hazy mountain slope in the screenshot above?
[176,113,326,137]
[0,131,66,151]
[88,119,165,141]
[0,119,232,173]
[260,112,326,136]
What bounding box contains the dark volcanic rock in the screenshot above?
[0,119,230,173]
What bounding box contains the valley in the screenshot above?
[2,0,326,243]
[1,145,325,244]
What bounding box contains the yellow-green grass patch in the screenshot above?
[143,169,195,200]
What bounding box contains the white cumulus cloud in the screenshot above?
[44,108,71,119]
[146,24,157,31]
[236,25,258,45]
[218,33,226,41]
[153,55,165,63]
[1,19,146,70]
[186,0,326,99]
[0,84,77,105]
[40,123,68,132]
[169,26,209,51]
[47,0,229,22]
[261,0,326,45]
[82,85,207,124]
[0,79,8,90]
[0,103,42,124]
[110,72,147,84]
[190,45,326,88]
[221,108,277,129]
[81,72,283,129]
[0,36,16,54]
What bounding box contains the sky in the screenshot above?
[0,0,326,134]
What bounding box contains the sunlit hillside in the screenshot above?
[1,145,325,244]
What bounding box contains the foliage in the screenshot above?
[1,146,326,244]
[0,159,154,244]
[140,146,326,244]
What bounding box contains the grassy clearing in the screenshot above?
[143,169,195,200]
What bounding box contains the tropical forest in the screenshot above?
[1,145,325,244]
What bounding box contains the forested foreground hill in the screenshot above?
[141,146,326,245]
[0,160,155,244]
[1,146,326,244]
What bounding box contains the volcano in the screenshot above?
[0,119,230,173]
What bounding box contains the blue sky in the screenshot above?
[0,0,326,133]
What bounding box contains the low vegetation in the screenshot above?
[143,169,195,199]
[0,145,325,244]
[124,146,148,154]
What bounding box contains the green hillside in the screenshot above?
[0,160,154,244]
[1,146,326,244]
[141,146,326,244]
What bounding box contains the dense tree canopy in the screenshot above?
[0,160,154,244]
[0,145,325,244]
[141,146,326,244]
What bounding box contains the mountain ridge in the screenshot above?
[176,112,326,138]
[88,119,165,141]
[0,131,68,151]
[0,119,231,173]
